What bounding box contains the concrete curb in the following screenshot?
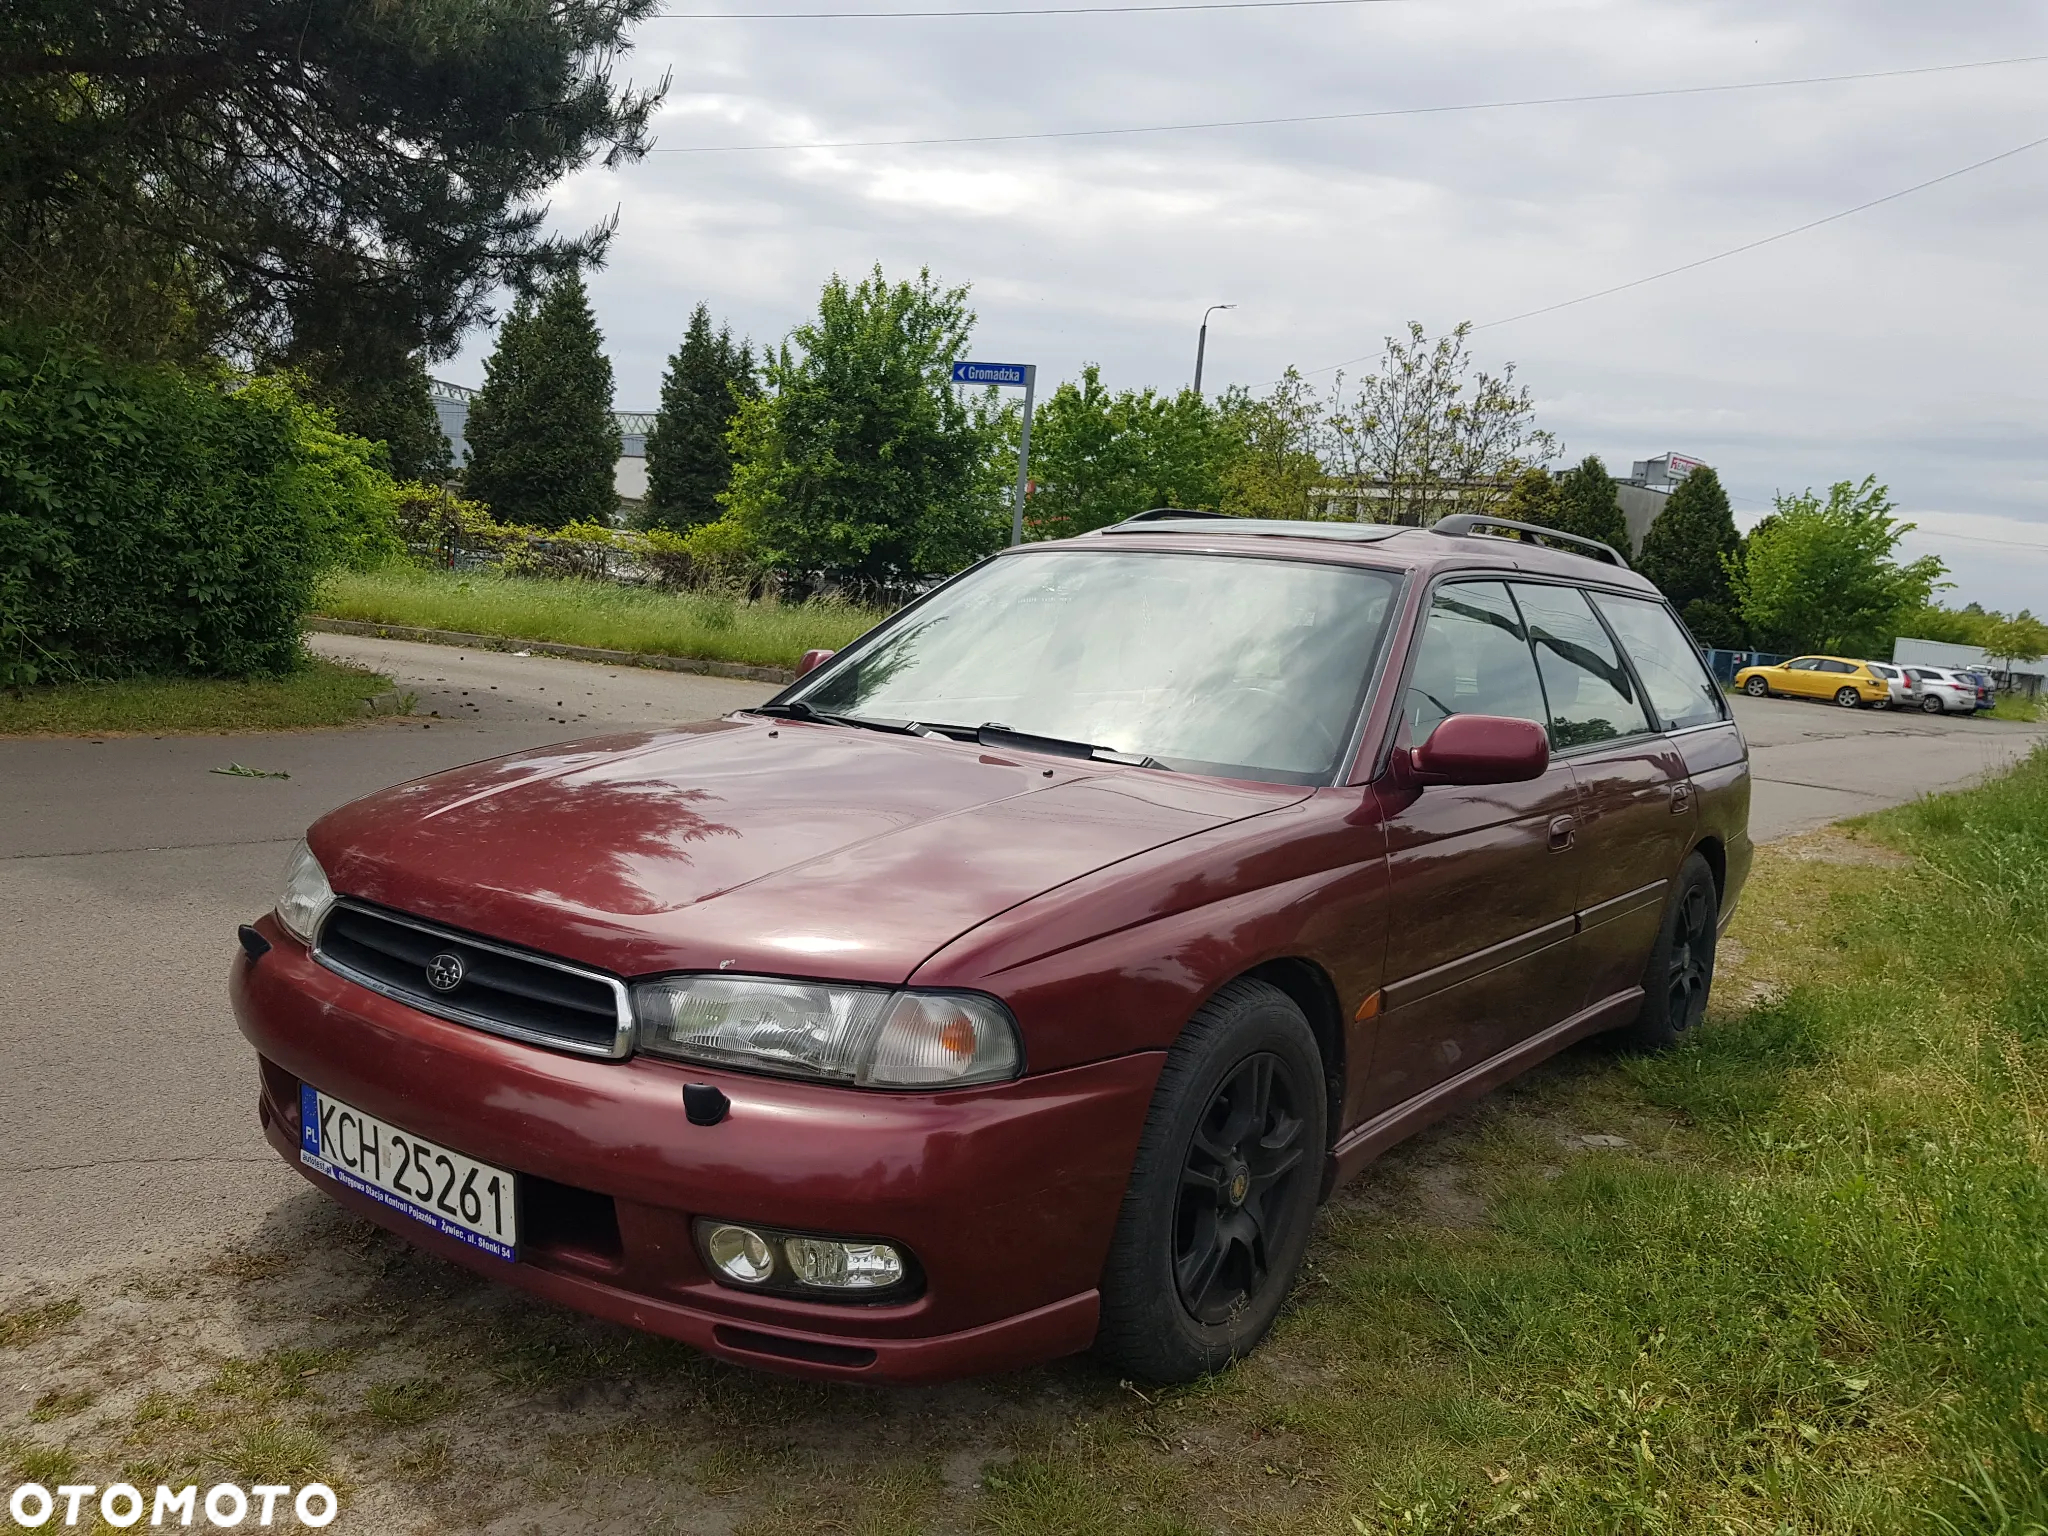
[305,617,797,685]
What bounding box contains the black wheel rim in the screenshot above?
[1667,883,1715,1031]
[1173,1052,1308,1326]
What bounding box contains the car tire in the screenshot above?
[1095,978,1327,1384]
[1619,852,1718,1052]
[1834,687,1862,708]
[1922,695,1945,714]
[1743,677,1769,697]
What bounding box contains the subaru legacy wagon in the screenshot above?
[232,510,1751,1384]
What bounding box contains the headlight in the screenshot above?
[274,840,335,945]
[633,975,1020,1088]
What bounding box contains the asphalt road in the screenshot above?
[4,635,2043,1278]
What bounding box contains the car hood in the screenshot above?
[313,717,1309,984]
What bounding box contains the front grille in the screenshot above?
[314,901,633,1058]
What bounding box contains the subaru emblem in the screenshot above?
[425,951,466,993]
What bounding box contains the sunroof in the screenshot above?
[1094,516,1408,543]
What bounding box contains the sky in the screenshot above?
[443,0,2048,613]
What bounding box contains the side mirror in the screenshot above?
[796,648,836,678]
[1410,714,1549,786]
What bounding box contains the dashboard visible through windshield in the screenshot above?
[789,549,1401,784]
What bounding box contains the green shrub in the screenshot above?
[0,332,396,683]
[243,376,403,571]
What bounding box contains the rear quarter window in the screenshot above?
[1586,591,1727,732]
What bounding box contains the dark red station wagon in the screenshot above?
[233,511,1751,1383]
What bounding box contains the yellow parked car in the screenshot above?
[1733,655,1892,708]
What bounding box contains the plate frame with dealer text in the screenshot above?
[299,1084,518,1260]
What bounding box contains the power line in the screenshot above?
[646,52,2048,153]
[1294,125,2048,378]
[1473,129,2048,330]
[653,0,1398,16]
[1905,528,2048,553]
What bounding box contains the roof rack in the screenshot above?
[1429,513,1629,569]
[1114,507,1235,523]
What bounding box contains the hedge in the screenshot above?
[0,332,392,685]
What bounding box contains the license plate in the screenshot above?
[299,1085,517,1259]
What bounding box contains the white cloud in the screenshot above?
[448,0,2048,609]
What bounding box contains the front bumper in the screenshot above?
[232,917,1164,1382]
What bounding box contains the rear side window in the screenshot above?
[1403,581,1549,743]
[1589,591,1726,731]
[1509,583,1653,749]
[1818,659,1856,674]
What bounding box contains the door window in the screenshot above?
[1588,591,1726,731]
[1817,659,1856,674]
[1509,583,1653,749]
[1402,581,1549,744]
[1784,658,1821,671]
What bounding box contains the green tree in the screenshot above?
[1215,370,1325,519]
[1,0,664,367]
[1321,322,1555,522]
[725,266,1005,581]
[1982,612,2048,673]
[1728,477,1947,654]
[464,272,620,530]
[1541,455,1631,554]
[1637,465,1742,645]
[1025,365,1227,539]
[292,349,452,484]
[1503,466,1561,527]
[644,305,756,533]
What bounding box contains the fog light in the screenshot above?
[784,1236,906,1291]
[704,1223,775,1284]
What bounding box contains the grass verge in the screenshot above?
[0,657,401,736]
[316,566,887,669]
[3,762,2044,1533]
[1986,693,2043,723]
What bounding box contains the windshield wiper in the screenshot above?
[754,707,1168,768]
[973,723,1168,770]
[748,702,919,735]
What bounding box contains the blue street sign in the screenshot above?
[952,361,1030,387]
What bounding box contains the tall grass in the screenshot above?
[315,566,888,669]
[974,754,2048,1535]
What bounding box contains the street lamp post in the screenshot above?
[1193,304,1235,396]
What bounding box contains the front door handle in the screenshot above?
[1670,782,1694,815]
[1548,815,1576,851]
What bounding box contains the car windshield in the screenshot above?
[788,549,1402,784]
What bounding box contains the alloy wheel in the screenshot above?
[1667,882,1715,1031]
[1745,678,1768,696]
[1174,1053,1308,1325]
[1835,687,1861,708]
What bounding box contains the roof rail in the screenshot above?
[1116,507,1234,523]
[1430,513,1629,569]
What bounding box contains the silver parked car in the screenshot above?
[1904,667,1979,714]
[1865,662,1907,708]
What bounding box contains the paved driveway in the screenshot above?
[3,636,2042,1277]
[1,638,771,1277]
[1734,691,2048,839]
